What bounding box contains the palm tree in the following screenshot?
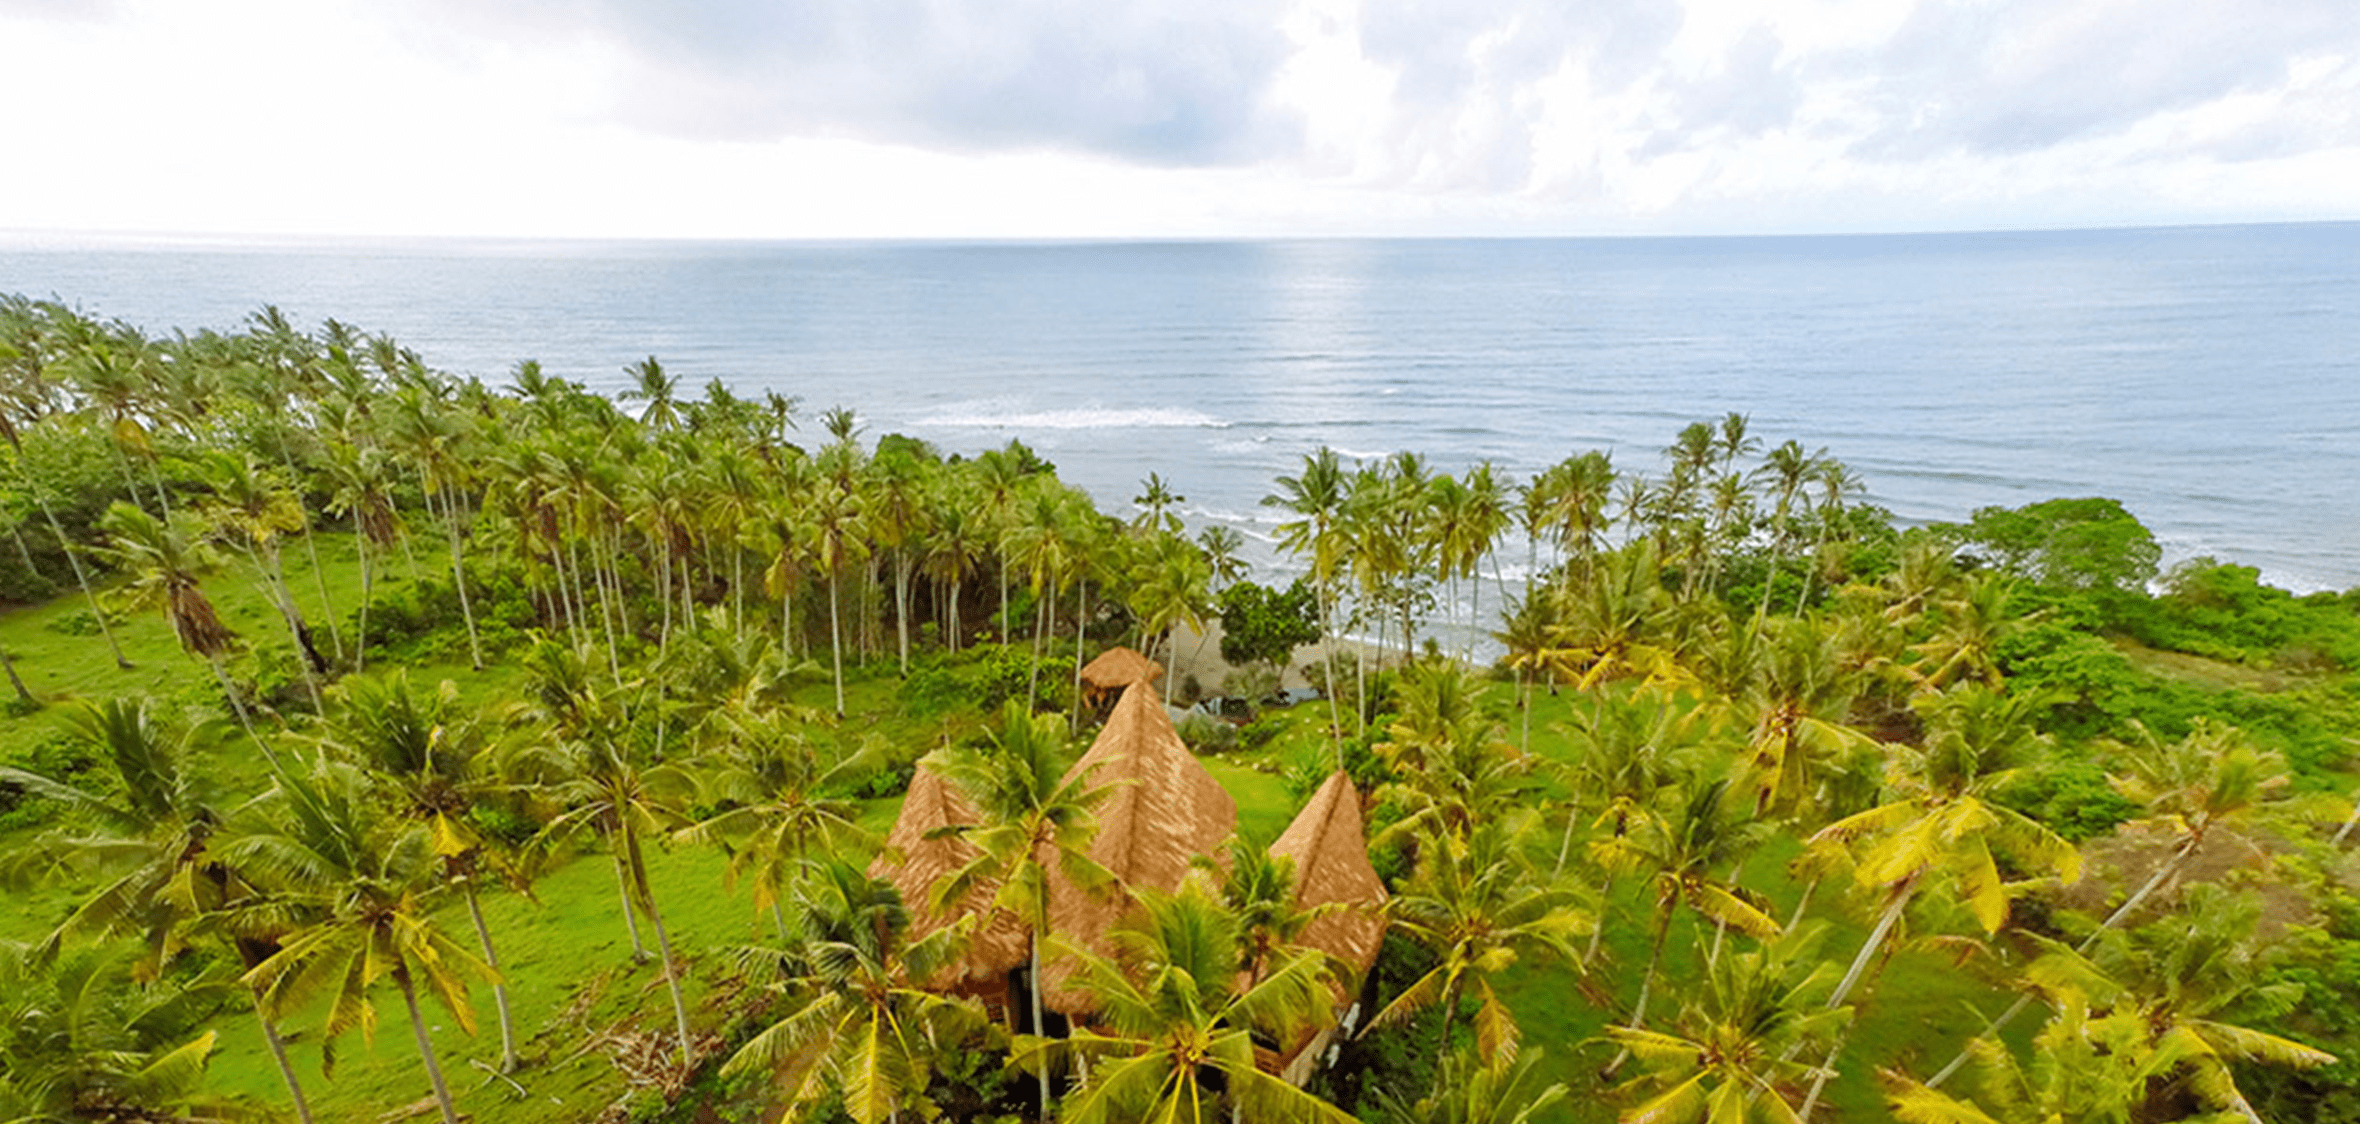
[0,940,249,1123]
[0,698,319,1122]
[239,307,346,661]
[323,440,404,670]
[1908,573,2027,691]
[1796,685,2083,1120]
[1893,888,2335,1124]
[95,502,258,737]
[808,463,870,717]
[514,691,704,1067]
[1375,661,1535,848]
[237,757,498,1124]
[1736,615,1880,819]
[723,861,997,1124]
[1268,447,1350,740]
[322,670,530,1072]
[1924,717,2292,1088]
[923,700,1112,1110]
[197,447,327,707]
[1023,880,1357,1124]
[0,312,133,668]
[1378,1046,1571,1124]
[1367,819,1589,1068]
[1128,532,1212,698]
[620,356,681,432]
[676,712,873,940]
[1132,471,1185,534]
[1593,774,1780,1046]
[1605,925,1848,1124]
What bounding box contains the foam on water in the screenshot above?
[913,402,1230,431]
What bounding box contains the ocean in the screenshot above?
[4,224,2357,592]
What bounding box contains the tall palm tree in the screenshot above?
[197,448,327,707]
[236,757,498,1124]
[1024,880,1357,1124]
[1593,774,1780,1045]
[1131,471,1185,534]
[924,700,1112,1110]
[0,311,132,668]
[1605,925,1847,1124]
[514,693,704,1067]
[1368,819,1589,1068]
[1925,717,2292,1088]
[1796,685,2083,1120]
[0,940,249,1123]
[808,463,870,718]
[620,356,681,432]
[1893,888,2335,1124]
[95,502,258,737]
[1128,532,1212,699]
[723,861,996,1124]
[0,698,319,1122]
[676,712,872,940]
[1268,447,1350,740]
[323,440,404,671]
[322,670,530,1072]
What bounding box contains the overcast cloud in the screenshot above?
[0,0,2352,237]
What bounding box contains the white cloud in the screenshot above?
[0,0,2352,238]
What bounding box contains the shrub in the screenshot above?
[1177,713,1239,754]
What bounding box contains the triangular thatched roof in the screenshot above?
[1269,770,1387,976]
[1080,646,1165,692]
[868,763,1029,988]
[1043,681,1237,1013]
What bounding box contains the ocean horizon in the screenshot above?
[6,222,2356,592]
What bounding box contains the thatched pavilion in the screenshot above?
[867,680,1386,1084]
[1077,645,1165,716]
[865,763,1029,1005]
[1265,769,1388,1084]
[1042,679,1236,1014]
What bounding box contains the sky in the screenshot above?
[1,0,2355,239]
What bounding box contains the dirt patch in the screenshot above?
[2056,821,2315,936]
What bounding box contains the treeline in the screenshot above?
[2,296,2359,1124]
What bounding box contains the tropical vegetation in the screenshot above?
[1,297,2357,1124]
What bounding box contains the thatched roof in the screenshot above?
[1080,646,1165,692]
[868,763,1029,988]
[1043,681,1237,1013]
[1269,770,1388,976]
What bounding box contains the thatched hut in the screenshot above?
[867,763,1029,1004]
[1078,646,1166,715]
[1265,769,1387,1085]
[1041,680,1237,1014]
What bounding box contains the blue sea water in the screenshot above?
[4,224,2357,591]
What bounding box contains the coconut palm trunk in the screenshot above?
[352,514,373,672]
[611,842,649,963]
[37,495,131,668]
[462,880,520,1072]
[1796,878,1917,1122]
[0,642,32,704]
[250,987,315,1124]
[429,486,485,670]
[624,831,695,1067]
[392,963,463,1124]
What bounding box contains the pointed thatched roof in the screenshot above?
[1269,770,1388,976]
[868,763,1029,988]
[1080,646,1165,693]
[1043,680,1237,1013]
